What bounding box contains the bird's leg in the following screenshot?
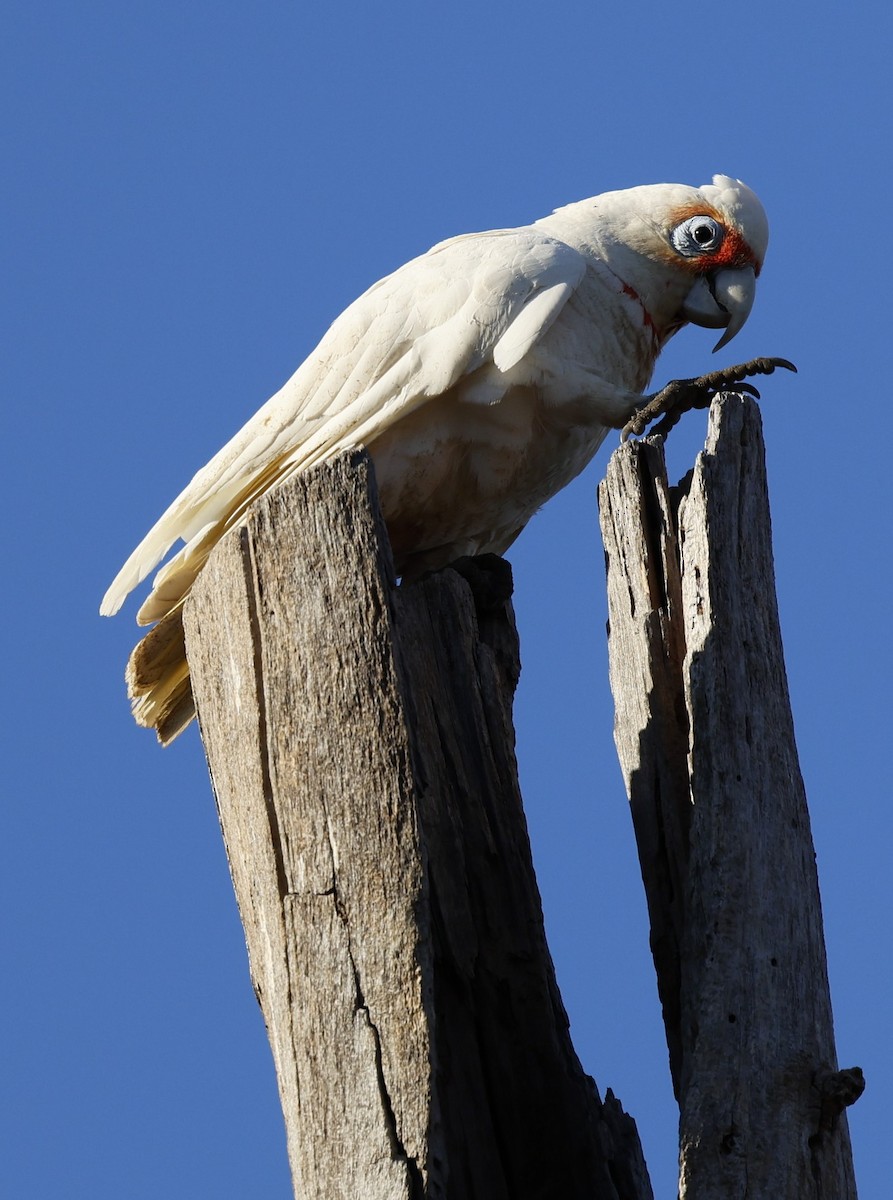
[622,357,797,442]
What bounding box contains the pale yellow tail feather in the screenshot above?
[125,608,195,742]
[150,675,196,746]
[126,606,186,689]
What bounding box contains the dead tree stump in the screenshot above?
[182,450,651,1200]
[598,394,862,1198]
[180,395,861,1198]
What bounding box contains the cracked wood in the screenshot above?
[183,450,653,1200]
[598,395,862,1199]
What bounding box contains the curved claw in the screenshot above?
[703,356,797,388]
[621,356,797,442]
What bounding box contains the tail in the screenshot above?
[125,607,196,744]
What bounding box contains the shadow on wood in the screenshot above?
[182,449,651,1200]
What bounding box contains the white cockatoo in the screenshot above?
[102,174,790,743]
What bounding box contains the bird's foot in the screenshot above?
[622,356,797,442]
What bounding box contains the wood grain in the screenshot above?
[599,395,862,1198]
[184,449,651,1200]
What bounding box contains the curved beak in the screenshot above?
[681,265,757,352]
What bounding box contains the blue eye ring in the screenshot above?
[671,215,724,257]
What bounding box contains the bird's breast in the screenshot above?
[369,378,608,577]
[368,271,658,577]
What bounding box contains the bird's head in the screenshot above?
[662,174,768,350]
[545,175,770,352]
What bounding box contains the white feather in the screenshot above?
[101,176,772,741]
[101,230,586,617]
[492,280,581,373]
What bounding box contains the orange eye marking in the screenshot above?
[670,202,761,275]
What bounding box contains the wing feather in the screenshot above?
[101,227,586,618]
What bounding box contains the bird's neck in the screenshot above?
[534,201,693,345]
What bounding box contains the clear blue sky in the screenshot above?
[4,2,889,1196]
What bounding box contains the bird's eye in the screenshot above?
[670,215,724,257]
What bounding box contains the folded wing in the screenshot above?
[101,228,586,624]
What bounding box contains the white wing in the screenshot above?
[101,227,586,619]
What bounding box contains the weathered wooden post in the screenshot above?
[182,450,651,1199]
[180,394,861,1198]
[598,394,863,1197]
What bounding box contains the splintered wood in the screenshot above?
[599,395,861,1199]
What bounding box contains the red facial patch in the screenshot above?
[669,202,762,276]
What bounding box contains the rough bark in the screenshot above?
[598,394,862,1198]
[182,449,652,1200]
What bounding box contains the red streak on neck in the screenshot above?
[619,279,663,352]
